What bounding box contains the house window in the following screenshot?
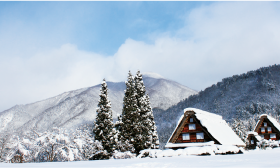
[189,124,196,130]
[267,127,272,132]
[196,132,204,139]
[270,134,276,139]
[190,118,193,122]
[261,127,265,133]
[263,122,267,127]
[260,135,264,139]
[182,133,190,140]
[251,140,254,144]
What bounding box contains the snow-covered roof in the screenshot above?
[166,114,184,143]
[254,114,280,135]
[255,135,262,142]
[166,108,245,147]
[247,131,262,141]
[247,131,258,136]
[258,114,280,132]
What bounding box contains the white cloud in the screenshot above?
[1,2,280,111]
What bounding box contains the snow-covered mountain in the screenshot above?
[154,64,280,147]
[0,73,197,135]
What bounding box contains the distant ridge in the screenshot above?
[0,73,197,135]
[154,64,280,148]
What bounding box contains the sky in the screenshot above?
[1,1,280,112]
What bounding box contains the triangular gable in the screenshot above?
[254,114,280,140]
[247,132,261,149]
[166,108,245,148]
[167,110,219,144]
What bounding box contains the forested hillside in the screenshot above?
[154,64,280,148]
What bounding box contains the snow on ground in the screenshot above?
[1,148,280,168]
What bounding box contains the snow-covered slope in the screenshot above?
[154,64,280,147]
[143,74,197,110]
[0,73,197,135]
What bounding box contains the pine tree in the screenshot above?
[135,70,146,101]
[118,70,159,154]
[93,79,116,158]
[117,71,141,153]
[143,94,159,149]
[133,70,147,153]
[134,71,159,151]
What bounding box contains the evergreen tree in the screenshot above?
[118,70,159,154]
[134,71,159,150]
[133,70,147,153]
[93,79,116,158]
[118,71,141,154]
[135,70,146,101]
[115,114,135,153]
[143,94,159,149]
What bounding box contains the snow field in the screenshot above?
[1,148,280,168]
[138,145,243,158]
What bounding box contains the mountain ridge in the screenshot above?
[154,64,280,147]
[0,73,197,135]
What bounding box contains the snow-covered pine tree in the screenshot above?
[93,79,116,158]
[133,70,147,153]
[143,94,159,149]
[134,71,159,150]
[134,70,146,101]
[118,71,140,153]
[115,114,135,153]
[117,70,159,154]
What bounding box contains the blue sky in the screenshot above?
[1,1,280,111]
[0,1,209,55]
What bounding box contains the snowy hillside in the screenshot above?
[154,64,280,147]
[0,73,197,135]
[1,148,280,167]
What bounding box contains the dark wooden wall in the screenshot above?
[175,116,213,143]
[256,118,279,141]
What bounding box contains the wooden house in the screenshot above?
[165,108,245,149]
[253,114,280,141]
[246,114,280,149]
[246,132,262,150]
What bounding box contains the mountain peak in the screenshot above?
[0,72,197,136]
[142,72,164,79]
